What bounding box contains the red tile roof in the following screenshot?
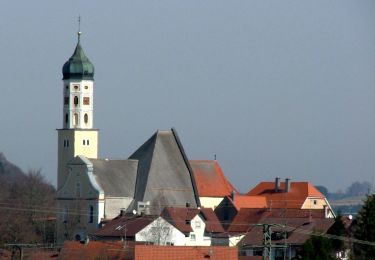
[231,195,268,210]
[59,241,134,260]
[190,160,238,197]
[246,181,324,209]
[135,245,238,260]
[162,207,225,234]
[94,214,156,238]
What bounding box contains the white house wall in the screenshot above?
[136,217,186,246]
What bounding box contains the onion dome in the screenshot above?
[62,32,94,80]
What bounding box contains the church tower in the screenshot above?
[57,31,98,189]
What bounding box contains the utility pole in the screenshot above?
[263,224,272,260]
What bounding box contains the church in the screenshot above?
[56,32,235,243]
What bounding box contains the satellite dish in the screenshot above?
[132,209,137,215]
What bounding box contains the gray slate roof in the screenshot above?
[129,129,199,214]
[90,159,138,197]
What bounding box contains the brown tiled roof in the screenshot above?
[190,160,238,197]
[162,207,225,234]
[241,217,334,246]
[135,245,238,260]
[200,208,225,233]
[228,208,327,234]
[59,241,134,260]
[93,214,156,238]
[246,182,324,209]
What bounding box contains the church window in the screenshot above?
[63,140,66,147]
[74,113,78,126]
[74,85,79,90]
[76,182,81,197]
[65,114,69,124]
[85,86,89,90]
[64,97,69,105]
[89,205,94,223]
[84,113,88,124]
[83,97,90,105]
[66,140,69,147]
[83,140,86,145]
[87,140,90,145]
[74,96,79,106]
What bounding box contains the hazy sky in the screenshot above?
[1,1,375,192]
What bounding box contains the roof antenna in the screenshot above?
[77,15,82,42]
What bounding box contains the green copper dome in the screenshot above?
[62,33,94,80]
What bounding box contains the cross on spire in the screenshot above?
[77,15,82,42]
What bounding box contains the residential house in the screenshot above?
[93,207,226,246]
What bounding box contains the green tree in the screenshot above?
[354,194,375,258]
[302,235,335,260]
[301,235,334,260]
[327,214,346,252]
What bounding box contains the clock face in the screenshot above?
[83,97,90,105]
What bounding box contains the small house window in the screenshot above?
[195,221,201,228]
[313,200,317,205]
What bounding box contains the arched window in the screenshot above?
[74,113,78,126]
[89,205,94,223]
[74,96,79,106]
[84,113,88,124]
[83,140,86,145]
[76,182,81,197]
[87,140,90,146]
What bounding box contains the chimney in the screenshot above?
[275,177,280,192]
[231,190,236,201]
[285,178,291,192]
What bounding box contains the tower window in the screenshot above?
[84,113,88,124]
[64,97,69,105]
[65,85,69,90]
[83,140,86,145]
[65,113,69,124]
[63,140,66,147]
[74,85,79,90]
[89,205,94,223]
[76,182,81,197]
[67,140,69,147]
[85,86,89,90]
[74,96,79,106]
[74,113,78,126]
[83,97,90,105]
[87,140,90,145]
